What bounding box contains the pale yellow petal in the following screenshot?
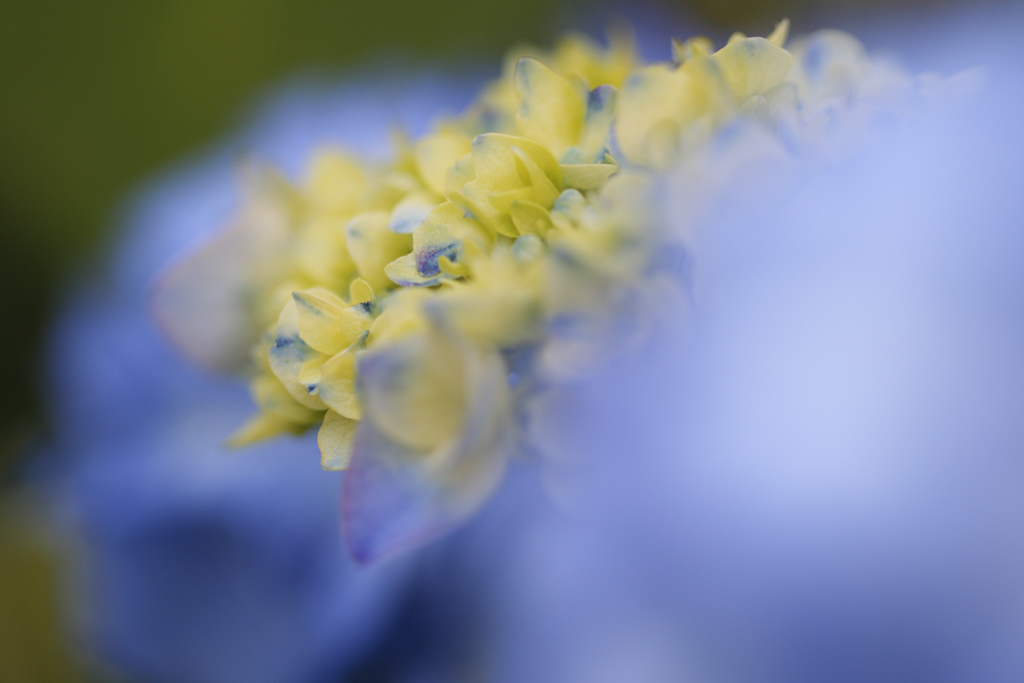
[767,19,790,48]
[316,332,366,419]
[297,354,327,389]
[444,153,475,194]
[514,57,586,158]
[357,330,467,452]
[511,146,561,207]
[509,200,553,237]
[560,163,618,190]
[345,210,413,291]
[387,190,437,235]
[711,37,795,103]
[615,64,689,167]
[292,289,349,355]
[305,150,366,215]
[415,130,473,195]
[469,133,561,192]
[487,186,536,214]
[250,372,323,424]
[318,409,359,470]
[293,215,356,291]
[672,36,713,65]
[447,188,510,237]
[574,84,618,163]
[349,278,374,305]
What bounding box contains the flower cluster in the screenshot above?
[153,21,939,562]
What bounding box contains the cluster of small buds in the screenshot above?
[152,21,953,562]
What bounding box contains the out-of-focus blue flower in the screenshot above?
[44,70,480,683]
[350,12,1024,683]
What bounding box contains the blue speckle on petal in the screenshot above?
[415,243,458,277]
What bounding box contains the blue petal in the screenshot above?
[342,421,465,565]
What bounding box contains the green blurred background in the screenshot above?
[0,0,961,680]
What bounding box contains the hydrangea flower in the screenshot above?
[46,72,480,682]
[152,22,973,564]
[340,16,1024,682]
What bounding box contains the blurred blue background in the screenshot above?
[0,0,1015,681]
